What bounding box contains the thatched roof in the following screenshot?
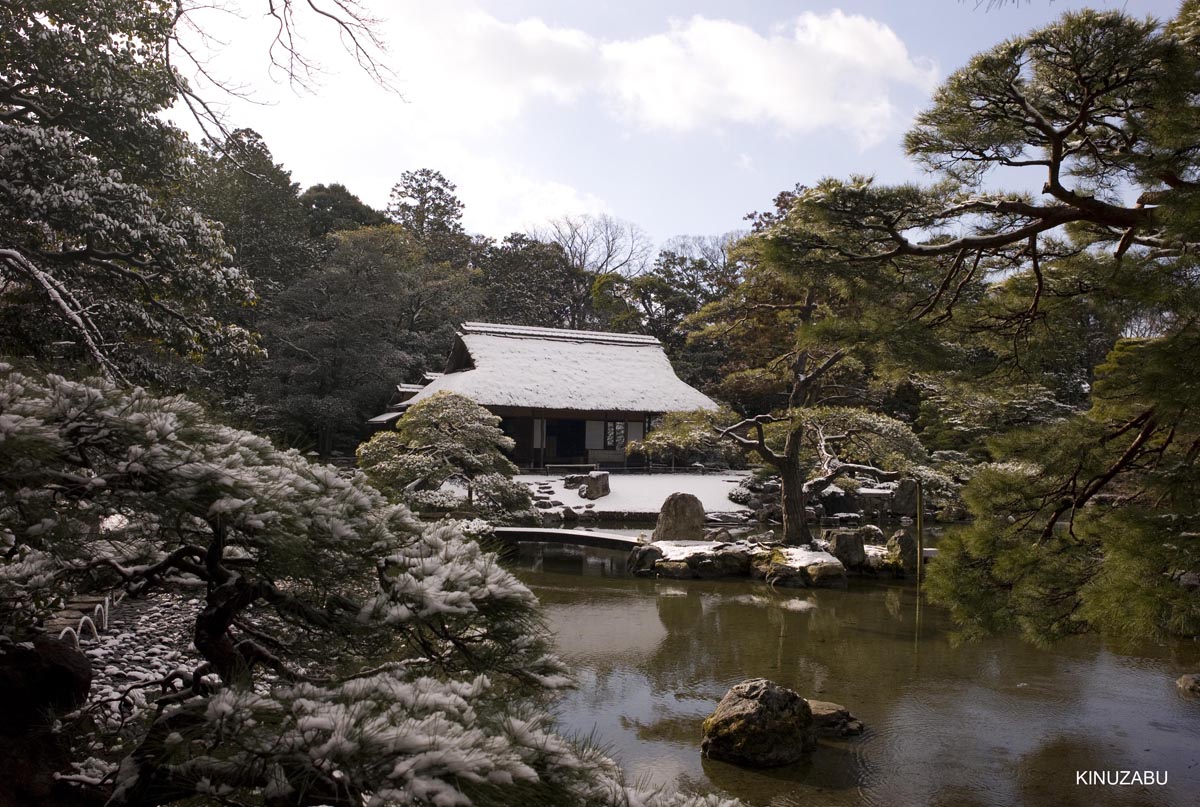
[404,322,718,414]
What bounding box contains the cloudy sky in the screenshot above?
[174,0,1179,243]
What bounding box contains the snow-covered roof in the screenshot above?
[405,322,718,413]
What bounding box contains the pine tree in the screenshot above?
[718,4,1200,640]
[0,0,257,382]
[0,366,731,806]
[358,392,533,516]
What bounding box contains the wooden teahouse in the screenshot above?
[369,322,719,469]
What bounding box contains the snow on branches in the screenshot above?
[1,2,258,378]
[358,392,534,517]
[0,366,734,806]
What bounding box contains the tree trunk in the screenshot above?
[777,424,813,546]
[779,461,810,546]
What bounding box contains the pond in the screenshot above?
[508,542,1200,807]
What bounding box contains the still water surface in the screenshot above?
[509,542,1200,807]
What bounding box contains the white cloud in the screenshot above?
[374,3,936,145]
[380,3,598,136]
[447,151,611,235]
[599,12,938,146]
[168,1,937,236]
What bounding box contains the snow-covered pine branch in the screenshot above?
[0,365,737,807]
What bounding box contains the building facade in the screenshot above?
[370,322,719,469]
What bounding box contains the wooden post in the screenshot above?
[539,418,547,469]
[915,479,924,587]
[914,478,924,657]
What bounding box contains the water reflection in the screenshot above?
[511,542,1200,807]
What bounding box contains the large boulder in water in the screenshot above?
[805,557,848,588]
[639,542,753,579]
[654,560,694,579]
[653,492,706,541]
[750,546,847,588]
[856,524,886,545]
[690,547,752,579]
[1178,673,1200,697]
[701,678,816,767]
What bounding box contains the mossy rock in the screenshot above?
[701,678,815,767]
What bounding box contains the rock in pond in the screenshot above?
[753,546,847,588]
[628,543,664,575]
[577,471,610,500]
[856,524,885,544]
[1178,673,1200,696]
[808,700,865,737]
[692,549,752,579]
[805,557,848,587]
[701,678,815,767]
[887,528,919,575]
[653,492,707,541]
[646,541,754,579]
[827,530,866,569]
[654,560,695,579]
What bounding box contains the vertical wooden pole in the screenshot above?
[915,480,924,587]
[538,418,547,469]
[914,479,924,655]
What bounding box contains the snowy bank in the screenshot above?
[522,472,750,518]
[630,539,847,589]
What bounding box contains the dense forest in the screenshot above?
[4,123,742,460]
[2,0,1199,805]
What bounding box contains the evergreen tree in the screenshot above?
[0,0,256,382]
[685,189,946,544]
[725,5,1200,640]
[385,169,475,267]
[358,391,533,515]
[300,182,387,238]
[478,233,576,327]
[252,225,479,459]
[190,130,323,299]
[0,366,729,807]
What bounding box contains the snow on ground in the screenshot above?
[651,540,841,570]
[652,540,730,560]
[775,546,841,567]
[520,471,750,515]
